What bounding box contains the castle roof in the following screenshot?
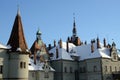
[28,59,55,71]
[7,10,28,53]
[49,40,119,61]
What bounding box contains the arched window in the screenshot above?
[20,62,23,68]
[64,67,67,73]
[93,66,97,72]
[70,67,73,73]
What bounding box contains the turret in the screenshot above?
[7,9,29,80]
[30,29,48,63]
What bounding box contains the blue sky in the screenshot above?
[0,0,120,48]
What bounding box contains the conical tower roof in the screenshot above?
[7,10,28,53]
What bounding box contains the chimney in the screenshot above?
[56,47,59,58]
[97,37,100,48]
[107,44,111,48]
[91,40,94,53]
[34,51,36,64]
[48,44,52,50]
[66,41,69,52]
[54,40,56,47]
[103,38,106,47]
[67,37,70,42]
[84,41,87,45]
[59,39,62,48]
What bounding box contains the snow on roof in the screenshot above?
[49,41,115,61]
[75,42,111,60]
[49,42,75,60]
[29,59,55,71]
[0,43,10,49]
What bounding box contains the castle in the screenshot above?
[48,18,120,80]
[0,9,120,80]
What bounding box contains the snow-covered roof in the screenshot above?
[49,42,76,60]
[28,59,55,71]
[0,43,10,49]
[49,41,115,61]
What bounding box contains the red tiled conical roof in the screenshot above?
[7,11,28,53]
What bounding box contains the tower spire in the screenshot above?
[72,13,77,37]
[17,4,20,16]
[7,9,28,53]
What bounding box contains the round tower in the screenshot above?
[7,10,29,80]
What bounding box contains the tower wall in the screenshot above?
[8,52,29,80]
[0,49,9,79]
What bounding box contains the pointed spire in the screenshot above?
[72,14,77,37]
[7,9,28,53]
[17,4,20,16]
[56,47,59,58]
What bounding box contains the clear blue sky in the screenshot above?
[0,0,120,48]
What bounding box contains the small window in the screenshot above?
[0,65,3,74]
[94,66,97,72]
[44,72,49,78]
[110,66,112,72]
[105,66,107,72]
[70,67,73,73]
[20,62,23,68]
[115,66,117,72]
[64,67,67,73]
[20,62,26,69]
[32,72,35,77]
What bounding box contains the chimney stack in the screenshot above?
[97,37,100,48]
[91,40,94,53]
[59,39,62,48]
[48,44,52,50]
[66,41,69,52]
[54,40,56,47]
[56,47,59,58]
[103,38,106,47]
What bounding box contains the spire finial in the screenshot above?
[72,13,77,37]
[73,13,76,26]
[17,4,20,15]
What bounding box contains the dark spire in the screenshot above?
[72,16,77,37]
[7,9,28,53]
